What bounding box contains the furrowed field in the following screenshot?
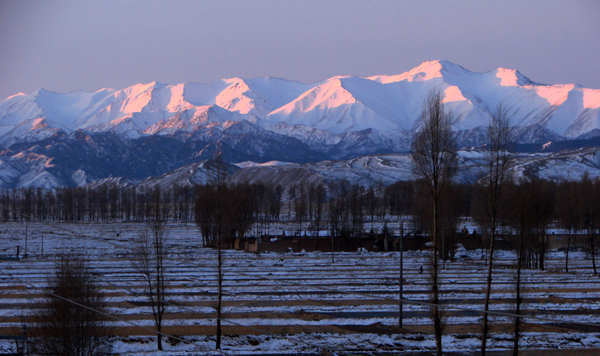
[1,221,600,355]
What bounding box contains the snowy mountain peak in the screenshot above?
[216,78,258,114]
[492,67,535,86]
[418,59,471,77]
[266,77,365,133]
[368,59,471,84]
[117,82,158,96]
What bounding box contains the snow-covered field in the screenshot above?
[1,221,600,355]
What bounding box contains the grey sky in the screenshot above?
[1,0,599,99]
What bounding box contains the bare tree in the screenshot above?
[30,254,111,356]
[506,178,552,355]
[513,224,526,356]
[310,184,326,249]
[479,104,513,355]
[581,175,600,275]
[131,220,168,351]
[411,90,459,356]
[556,181,580,272]
[508,179,536,356]
[207,153,228,350]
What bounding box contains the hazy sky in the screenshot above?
[1,0,599,99]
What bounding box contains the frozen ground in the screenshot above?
[0,221,599,355]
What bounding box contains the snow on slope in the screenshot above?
[1,60,600,144]
[4,145,600,190]
[369,60,600,136]
[0,117,69,146]
[267,77,415,133]
[129,160,240,191]
[16,170,65,189]
[76,78,314,134]
[509,147,600,181]
[228,148,600,190]
[268,60,600,136]
[216,77,313,118]
[226,151,477,188]
[0,78,317,141]
[234,160,295,169]
[0,88,116,139]
[0,157,21,187]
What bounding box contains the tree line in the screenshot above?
[1,174,600,255]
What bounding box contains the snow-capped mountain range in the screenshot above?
[1,60,599,189]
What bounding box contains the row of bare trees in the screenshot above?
[408,173,598,355]
[0,185,194,222]
[409,90,600,355]
[0,179,400,226]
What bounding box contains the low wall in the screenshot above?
[234,233,596,254]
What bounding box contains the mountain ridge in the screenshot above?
[1,60,600,189]
[3,60,599,139]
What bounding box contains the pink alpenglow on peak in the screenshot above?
[0,60,599,140]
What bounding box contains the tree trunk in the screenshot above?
[513,266,522,356]
[331,230,335,263]
[384,229,389,252]
[432,199,443,356]
[539,232,546,271]
[565,232,571,273]
[513,231,524,356]
[591,231,597,275]
[399,230,404,328]
[156,236,163,351]
[217,235,222,349]
[481,219,495,356]
[157,324,163,351]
